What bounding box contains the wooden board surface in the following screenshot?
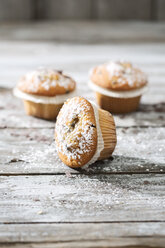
[0,89,165,129]
[1,223,165,247]
[1,174,165,223]
[0,126,164,175]
[0,0,165,22]
[0,22,165,247]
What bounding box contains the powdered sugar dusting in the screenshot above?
[55,97,96,164]
[106,61,147,87]
[19,68,74,93]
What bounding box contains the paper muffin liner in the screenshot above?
[83,102,104,167]
[83,101,116,168]
[89,80,148,114]
[96,92,141,114]
[98,107,117,160]
[13,87,77,104]
[88,80,148,98]
[23,100,63,120]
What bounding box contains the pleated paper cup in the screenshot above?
[84,102,117,167]
[97,108,117,160]
[23,100,63,120]
[96,92,141,114]
[13,87,77,120]
[89,80,148,114]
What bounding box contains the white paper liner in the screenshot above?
[88,80,148,99]
[83,101,104,168]
[13,87,77,104]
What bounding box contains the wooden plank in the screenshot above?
[0,0,33,21]
[0,127,164,174]
[0,223,165,245]
[95,0,151,20]
[0,89,54,129]
[0,41,165,90]
[0,89,165,128]
[157,0,165,20]
[0,21,164,248]
[1,239,165,248]
[1,154,164,175]
[0,156,164,175]
[0,22,165,43]
[36,0,91,20]
[0,174,165,223]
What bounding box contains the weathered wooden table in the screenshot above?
[0,22,165,248]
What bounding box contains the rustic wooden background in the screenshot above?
[0,0,165,21]
[0,0,165,243]
[0,20,165,247]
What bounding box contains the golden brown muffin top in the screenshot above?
[55,97,97,168]
[90,61,148,91]
[17,68,76,96]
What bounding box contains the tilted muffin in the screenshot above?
[13,68,77,120]
[55,96,117,168]
[89,61,148,114]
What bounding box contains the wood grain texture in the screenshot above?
[0,38,165,92]
[157,0,165,20]
[0,174,165,223]
[0,89,165,129]
[1,240,165,248]
[95,0,151,20]
[1,156,164,175]
[0,0,155,21]
[0,22,164,247]
[0,127,164,175]
[0,0,163,22]
[0,0,162,22]
[36,0,91,20]
[0,223,165,246]
[0,22,165,43]
[0,0,33,21]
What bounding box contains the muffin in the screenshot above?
[89,61,148,114]
[55,96,117,168]
[13,68,77,120]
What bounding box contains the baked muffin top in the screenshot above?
[55,97,97,168]
[17,68,76,96]
[90,61,148,91]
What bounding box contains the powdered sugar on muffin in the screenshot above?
[18,68,76,96]
[55,97,97,167]
[106,61,147,87]
[90,61,148,91]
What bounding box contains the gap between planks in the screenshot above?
[1,222,165,246]
[0,240,165,248]
[1,222,165,247]
[0,126,165,129]
[0,241,165,248]
[1,174,165,223]
[1,220,165,225]
[0,172,165,176]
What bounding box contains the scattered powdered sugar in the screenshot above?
[105,61,147,87]
[2,173,165,222]
[115,127,165,164]
[19,68,74,93]
[19,143,58,166]
[55,97,95,163]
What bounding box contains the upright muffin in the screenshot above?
[55,96,117,168]
[13,68,76,120]
[89,61,148,114]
